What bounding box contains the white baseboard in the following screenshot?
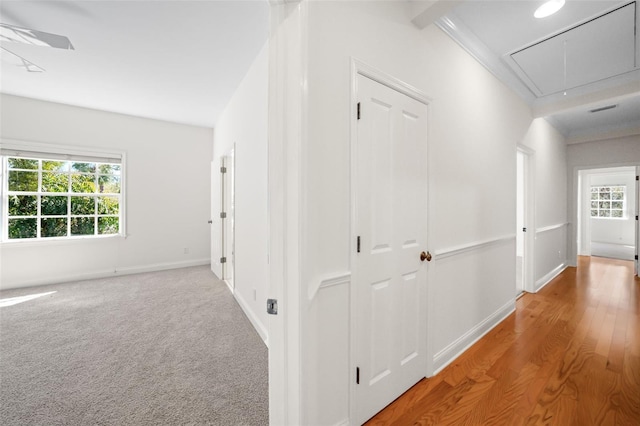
[334,419,350,426]
[535,262,568,292]
[1,258,211,290]
[432,299,515,375]
[233,288,268,347]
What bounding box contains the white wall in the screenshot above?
[567,135,640,265]
[589,170,636,245]
[520,118,568,290]
[0,94,212,289]
[292,2,567,425]
[211,44,269,343]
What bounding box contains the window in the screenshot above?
[590,185,625,219]
[2,147,124,241]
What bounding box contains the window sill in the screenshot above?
[1,234,126,248]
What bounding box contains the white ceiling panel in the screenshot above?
[510,2,636,96]
[439,0,640,142]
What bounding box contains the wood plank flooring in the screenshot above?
[365,256,640,425]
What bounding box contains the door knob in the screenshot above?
[420,251,432,262]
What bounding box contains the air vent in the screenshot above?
[589,104,617,113]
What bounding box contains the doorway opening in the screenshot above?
[516,147,534,295]
[577,166,637,268]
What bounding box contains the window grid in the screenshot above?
[4,157,121,240]
[590,185,625,219]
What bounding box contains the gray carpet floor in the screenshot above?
[0,266,268,425]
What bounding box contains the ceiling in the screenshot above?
[0,1,269,128]
[438,0,640,143]
[1,0,638,141]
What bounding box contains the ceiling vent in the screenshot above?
[589,104,618,113]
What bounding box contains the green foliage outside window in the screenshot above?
[5,156,121,240]
[590,186,625,219]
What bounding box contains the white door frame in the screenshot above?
[221,149,235,290]
[266,1,306,425]
[516,145,535,293]
[349,58,432,425]
[633,166,640,276]
[577,169,592,257]
[570,161,640,270]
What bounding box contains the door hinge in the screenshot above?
[357,102,361,120]
[357,236,361,253]
[267,299,278,315]
[636,216,638,221]
[635,255,638,260]
[221,166,227,173]
[636,176,639,181]
[220,257,227,264]
[220,212,227,219]
[523,227,527,232]
[356,367,360,384]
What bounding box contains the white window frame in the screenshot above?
[590,184,626,219]
[1,139,126,243]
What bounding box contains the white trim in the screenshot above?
[535,262,568,292]
[435,16,535,105]
[352,59,432,105]
[234,287,269,346]
[536,222,569,234]
[1,138,124,163]
[432,234,515,260]
[0,258,211,291]
[308,271,351,301]
[333,419,350,426]
[266,2,307,424]
[1,138,128,241]
[432,299,515,374]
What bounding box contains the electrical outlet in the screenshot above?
[184,247,189,254]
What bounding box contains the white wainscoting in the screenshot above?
[535,223,569,292]
[433,234,516,260]
[308,271,352,301]
[432,299,515,374]
[429,235,516,374]
[307,273,351,426]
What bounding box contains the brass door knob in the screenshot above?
[420,251,432,262]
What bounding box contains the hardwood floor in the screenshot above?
[365,256,640,425]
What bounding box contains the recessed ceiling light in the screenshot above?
[534,0,566,19]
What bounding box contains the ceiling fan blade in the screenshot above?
[1,46,45,72]
[0,23,74,50]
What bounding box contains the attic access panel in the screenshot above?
[509,2,637,96]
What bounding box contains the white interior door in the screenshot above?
[354,74,428,425]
